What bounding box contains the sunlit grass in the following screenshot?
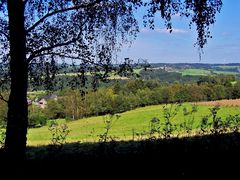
[181,68,239,76]
[27,103,240,146]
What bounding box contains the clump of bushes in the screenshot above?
[28,110,48,128]
[28,106,48,128]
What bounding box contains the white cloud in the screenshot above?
[140,28,187,34]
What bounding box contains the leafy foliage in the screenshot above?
[28,111,48,128]
[14,77,240,128]
[98,114,121,142]
[48,121,71,148]
[161,103,180,138]
[180,104,198,135]
[0,98,7,126]
[0,126,5,149]
[149,117,161,139]
[0,0,223,92]
[144,0,222,49]
[0,0,142,93]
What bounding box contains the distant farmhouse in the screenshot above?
[27,93,58,109]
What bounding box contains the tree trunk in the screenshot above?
[4,0,28,161]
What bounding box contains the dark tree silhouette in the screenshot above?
[0,0,222,160]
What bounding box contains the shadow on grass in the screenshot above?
[1,132,240,177]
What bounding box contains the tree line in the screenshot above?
[1,75,239,128]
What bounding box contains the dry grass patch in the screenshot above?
[197,99,240,107]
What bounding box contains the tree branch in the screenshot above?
[0,30,9,40]
[26,12,90,63]
[34,52,81,60]
[0,93,8,103]
[26,0,102,33]
[27,33,82,63]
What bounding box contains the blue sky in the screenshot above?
[118,0,240,64]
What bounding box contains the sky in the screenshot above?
[117,0,240,64]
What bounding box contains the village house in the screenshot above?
[28,93,58,109]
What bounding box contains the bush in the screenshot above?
[44,100,65,119]
[48,121,70,149]
[29,110,48,128]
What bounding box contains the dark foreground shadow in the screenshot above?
[1,132,240,178]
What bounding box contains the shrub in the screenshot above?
[149,117,161,139]
[98,114,120,142]
[48,121,71,148]
[29,110,48,128]
[44,99,65,119]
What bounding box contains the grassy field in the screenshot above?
[216,65,240,69]
[133,68,143,74]
[27,102,240,146]
[56,68,143,79]
[56,72,130,80]
[197,99,240,106]
[27,90,47,100]
[181,69,212,76]
[213,70,239,75]
[181,68,239,76]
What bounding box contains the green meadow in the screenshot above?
[181,69,212,76]
[181,68,239,76]
[216,65,240,69]
[27,103,240,146]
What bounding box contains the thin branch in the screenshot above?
[28,51,96,68]
[26,14,90,63]
[0,30,9,40]
[28,52,81,64]
[0,93,8,103]
[34,52,81,60]
[26,0,101,33]
[27,34,81,63]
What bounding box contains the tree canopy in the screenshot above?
[0,0,223,79]
[1,0,143,91]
